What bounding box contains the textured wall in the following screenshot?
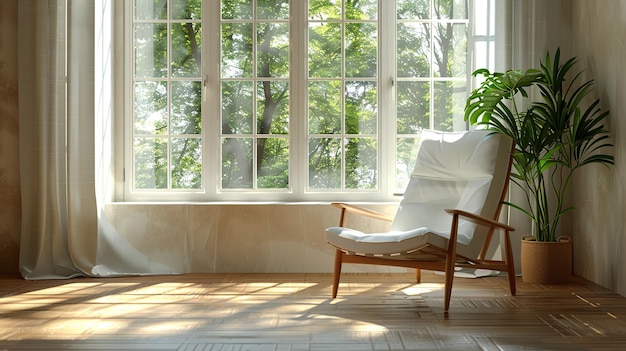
[561,1,626,295]
[0,0,20,274]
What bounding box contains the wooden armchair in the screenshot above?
[325,130,516,312]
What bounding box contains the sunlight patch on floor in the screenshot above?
[400,283,443,295]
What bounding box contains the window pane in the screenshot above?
[434,0,468,19]
[221,23,254,78]
[135,23,168,78]
[396,81,429,133]
[396,0,430,19]
[394,0,469,196]
[135,0,167,20]
[474,1,495,36]
[345,81,377,134]
[308,81,341,134]
[133,0,204,192]
[345,138,377,189]
[258,0,289,20]
[257,138,289,189]
[257,81,289,134]
[222,138,253,188]
[433,23,467,77]
[171,23,201,77]
[345,23,377,78]
[434,80,466,131]
[134,137,168,189]
[346,0,377,20]
[222,81,253,134]
[308,137,341,189]
[134,81,168,135]
[397,22,430,78]
[257,23,289,78]
[395,136,421,193]
[220,1,291,193]
[308,0,341,20]
[171,137,202,189]
[171,81,202,134]
[222,0,253,20]
[171,0,201,19]
[308,23,342,78]
[307,0,379,192]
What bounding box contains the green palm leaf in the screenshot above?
[464,48,613,242]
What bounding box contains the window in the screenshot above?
[307,0,379,192]
[126,0,471,201]
[220,1,290,190]
[132,0,203,191]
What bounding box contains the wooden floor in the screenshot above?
[2,272,626,350]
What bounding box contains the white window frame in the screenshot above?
[122,0,472,202]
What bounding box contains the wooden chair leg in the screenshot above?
[443,263,455,313]
[504,230,517,296]
[415,269,421,283]
[332,249,344,298]
[444,216,459,313]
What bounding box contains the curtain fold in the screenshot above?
[18,0,85,279]
[18,0,179,279]
[506,0,563,245]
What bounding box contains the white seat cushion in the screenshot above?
[325,226,450,256]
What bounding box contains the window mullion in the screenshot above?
[429,0,435,130]
[379,0,396,199]
[340,13,346,191]
[167,20,172,190]
[292,0,306,199]
[252,17,258,191]
[205,0,221,197]
[124,0,132,200]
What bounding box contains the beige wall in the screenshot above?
[561,0,626,295]
[2,0,626,292]
[105,203,397,273]
[0,0,20,274]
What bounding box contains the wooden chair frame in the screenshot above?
[329,142,516,313]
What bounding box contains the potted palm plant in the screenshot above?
[464,48,613,284]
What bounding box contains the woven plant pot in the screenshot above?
[521,235,572,284]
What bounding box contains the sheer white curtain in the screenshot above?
[508,0,562,273]
[470,0,562,94]
[18,0,178,279]
[470,0,563,273]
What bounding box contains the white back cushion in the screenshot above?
[391,130,500,244]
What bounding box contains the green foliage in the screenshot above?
[465,48,613,242]
[308,137,341,189]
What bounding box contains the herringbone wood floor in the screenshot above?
[1,271,626,350]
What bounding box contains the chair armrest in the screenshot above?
[445,208,515,232]
[331,203,394,223]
